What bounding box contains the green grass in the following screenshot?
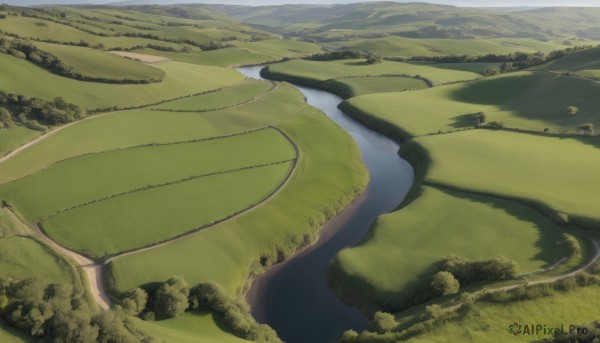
[34,42,166,82]
[0,110,222,186]
[333,185,564,309]
[0,320,33,343]
[0,54,245,110]
[414,130,600,229]
[0,126,40,157]
[266,59,483,86]
[134,39,322,67]
[0,128,295,221]
[330,76,428,97]
[151,79,272,111]
[341,71,600,136]
[107,104,368,294]
[535,46,600,79]
[406,286,600,343]
[44,162,293,257]
[321,36,571,57]
[0,208,73,285]
[130,311,248,343]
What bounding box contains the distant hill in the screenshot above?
[206,2,600,42]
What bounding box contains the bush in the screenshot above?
[368,312,398,334]
[487,121,505,129]
[153,276,189,319]
[431,271,460,296]
[120,288,148,316]
[567,106,579,116]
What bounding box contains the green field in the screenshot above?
[131,312,247,343]
[321,36,572,57]
[44,162,292,257]
[108,104,368,295]
[265,59,483,86]
[328,76,429,98]
[535,46,600,79]
[341,71,600,136]
[407,286,600,343]
[34,42,166,82]
[0,126,40,157]
[0,54,244,109]
[151,79,273,111]
[0,208,74,285]
[134,39,322,67]
[332,185,564,309]
[0,321,32,343]
[0,128,295,221]
[414,130,600,229]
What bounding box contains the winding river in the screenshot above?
[236,66,414,343]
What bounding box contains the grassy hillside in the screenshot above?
[415,130,600,229]
[265,59,483,86]
[535,45,600,79]
[331,185,563,310]
[0,321,32,343]
[0,127,40,157]
[0,54,244,110]
[150,79,273,111]
[329,76,428,98]
[34,42,166,82]
[341,71,600,136]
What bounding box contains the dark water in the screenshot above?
[236,66,414,343]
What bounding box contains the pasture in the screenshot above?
[107,104,368,294]
[413,130,600,229]
[326,76,428,98]
[43,162,293,257]
[265,59,484,86]
[0,54,244,110]
[341,71,600,136]
[0,128,295,221]
[34,42,166,82]
[151,79,273,111]
[0,127,39,157]
[534,46,600,79]
[332,185,563,309]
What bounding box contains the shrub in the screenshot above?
[153,276,190,319]
[120,288,148,316]
[368,312,398,334]
[567,106,579,116]
[431,271,460,296]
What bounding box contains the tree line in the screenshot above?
[119,276,282,342]
[0,91,85,129]
[0,275,153,343]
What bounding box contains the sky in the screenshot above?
[6,0,600,6]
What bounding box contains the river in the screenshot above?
[236,66,414,343]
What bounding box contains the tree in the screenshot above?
[0,108,13,128]
[153,276,189,319]
[365,53,382,64]
[578,123,593,135]
[431,271,460,296]
[368,312,398,334]
[120,288,148,316]
[567,106,579,116]
[473,112,486,126]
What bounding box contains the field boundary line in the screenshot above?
[103,125,300,264]
[42,158,296,221]
[0,126,276,187]
[149,81,278,113]
[0,78,251,165]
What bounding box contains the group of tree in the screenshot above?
[0,275,144,343]
[120,277,282,342]
[305,50,365,61]
[0,91,85,128]
[439,255,519,288]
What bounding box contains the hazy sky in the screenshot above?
[7,0,600,6]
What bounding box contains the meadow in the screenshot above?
[265,59,484,86]
[341,71,600,136]
[413,130,600,229]
[107,103,368,296]
[325,76,428,98]
[0,321,32,343]
[331,185,564,310]
[44,162,293,257]
[0,127,39,157]
[0,128,295,221]
[534,46,600,79]
[0,54,244,110]
[33,42,166,82]
[150,79,273,111]
[321,36,572,58]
